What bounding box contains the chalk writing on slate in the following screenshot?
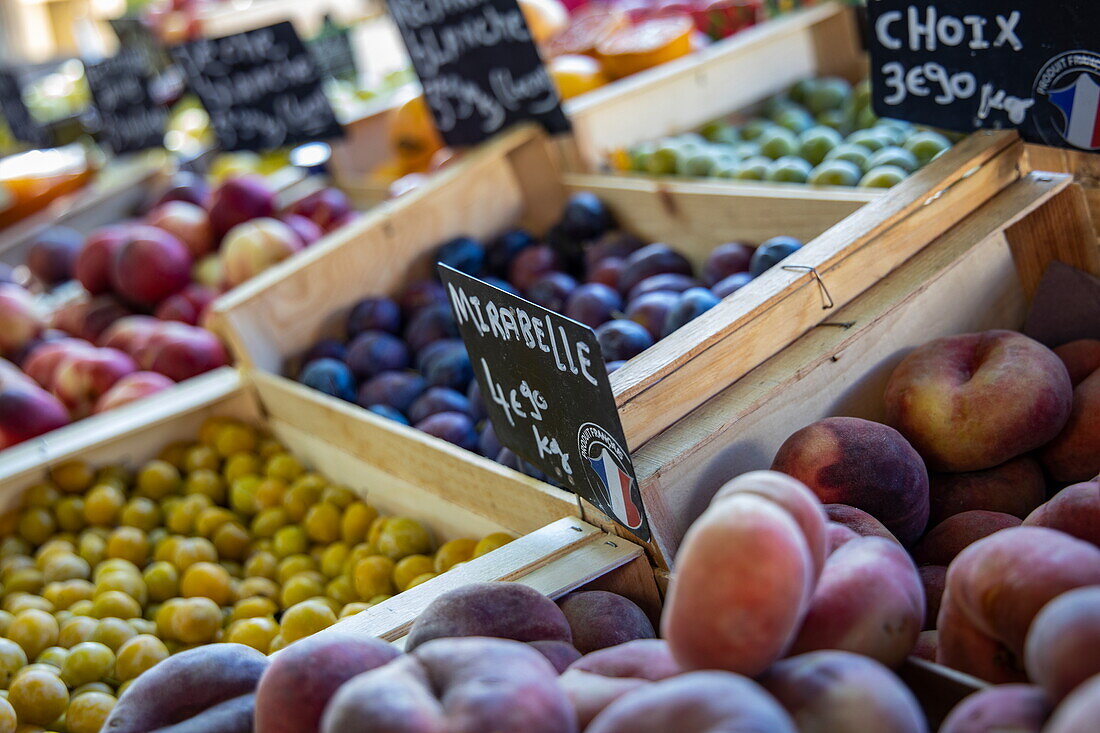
[171,22,344,151]
[0,69,49,147]
[867,1,1100,151]
[84,50,168,154]
[439,265,650,541]
[387,0,570,146]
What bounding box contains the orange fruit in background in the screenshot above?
[548,6,630,57]
[549,55,610,100]
[518,0,570,45]
[596,15,695,80]
[389,95,444,175]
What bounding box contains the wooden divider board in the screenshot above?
[630,173,1091,564]
[560,2,865,172]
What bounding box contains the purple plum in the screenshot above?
[712,272,753,299]
[398,279,449,315]
[626,291,678,340]
[299,358,356,401]
[368,404,409,425]
[618,243,693,295]
[302,338,346,365]
[596,320,654,362]
[509,245,562,292]
[702,242,754,286]
[626,273,700,302]
[749,236,803,276]
[526,272,578,312]
[416,411,479,451]
[409,387,471,423]
[663,287,721,337]
[486,230,536,277]
[346,297,402,337]
[345,331,410,380]
[436,236,485,275]
[565,283,622,329]
[403,305,458,353]
[357,371,427,413]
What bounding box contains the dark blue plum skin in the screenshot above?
[702,242,754,287]
[486,230,536,277]
[617,243,694,296]
[712,271,754,299]
[526,272,578,312]
[299,358,356,401]
[467,380,488,423]
[415,411,479,451]
[416,338,464,373]
[302,338,347,366]
[565,283,622,329]
[436,236,486,275]
[346,297,402,337]
[408,387,471,423]
[398,280,449,316]
[663,287,721,337]
[481,277,519,295]
[584,231,644,270]
[403,304,458,353]
[345,331,411,380]
[558,191,614,242]
[626,273,701,302]
[368,404,409,425]
[497,448,548,481]
[28,227,83,285]
[478,422,503,458]
[424,343,473,391]
[356,371,427,413]
[508,245,562,292]
[625,291,679,341]
[596,320,654,362]
[749,236,803,277]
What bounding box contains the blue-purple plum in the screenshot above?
[559,192,614,242]
[346,297,401,337]
[702,242,754,286]
[626,273,700,301]
[482,276,518,295]
[509,245,562,292]
[368,404,409,425]
[606,361,626,374]
[467,380,487,423]
[0,264,13,284]
[409,387,471,423]
[424,342,473,390]
[302,338,347,365]
[663,287,721,337]
[356,370,427,413]
[587,257,626,291]
[618,243,693,296]
[27,227,82,285]
[416,338,464,373]
[486,229,536,277]
[585,231,644,269]
[626,291,679,340]
[712,272,754,299]
[345,331,410,380]
[403,304,458,353]
[749,236,803,276]
[436,236,485,275]
[497,448,548,481]
[565,283,622,329]
[416,411,479,451]
[596,320,654,362]
[398,279,449,315]
[299,358,356,401]
[526,272,578,312]
[478,422,503,458]
[154,171,209,208]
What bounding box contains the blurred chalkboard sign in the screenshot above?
[0,69,50,147]
[439,265,651,541]
[388,0,570,146]
[84,50,168,154]
[108,17,167,73]
[867,1,1100,152]
[170,22,344,151]
[308,17,358,82]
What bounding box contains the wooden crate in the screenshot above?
[0,366,659,639]
[631,171,1096,562]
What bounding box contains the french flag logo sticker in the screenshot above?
[1048,72,1100,150]
[588,446,642,529]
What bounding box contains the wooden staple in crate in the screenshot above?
[0,366,660,640]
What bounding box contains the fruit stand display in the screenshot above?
[0,365,656,729]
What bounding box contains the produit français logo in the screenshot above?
[577,422,643,530]
[1034,50,1100,151]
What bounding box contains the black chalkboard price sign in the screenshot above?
[170,22,344,152]
[387,0,570,147]
[84,51,168,155]
[0,69,50,148]
[867,1,1100,152]
[439,265,650,541]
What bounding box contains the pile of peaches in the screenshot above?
[0,171,356,450]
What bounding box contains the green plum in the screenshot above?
[731,156,771,180]
[874,120,914,144]
[627,142,656,172]
[903,130,952,166]
[853,79,872,110]
[807,159,862,186]
[679,148,734,177]
[740,119,775,141]
[815,109,851,134]
[824,143,873,170]
[867,146,919,173]
[788,79,817,106]
[774,106,816,134]
[798,126,844,166]
[732,141,761,159]
[765,156,813,183]
[859,165,909,188]
[806,77,852,115]
[700,120,737,143]
[856,106,879,130]
[646,143,682,175]
[757,127,800,159]
[845,129,890,152]
[764,94,795,119]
